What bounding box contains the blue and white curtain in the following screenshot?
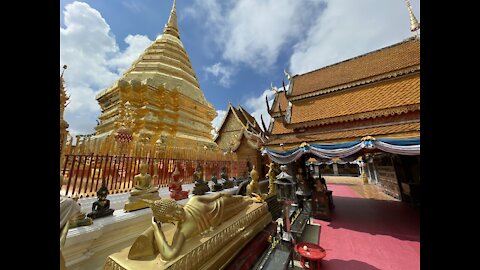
[261,137,420,164]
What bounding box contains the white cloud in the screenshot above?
[289,0,421,75]
[60,1,153,136]
[244,88,277,132]
[186,0,325,71]
[122,0,146,14]
[204,62,234,87]
[211,110,227,137]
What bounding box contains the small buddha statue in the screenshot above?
[246,165,260,196]
[87,180,114,219]
[266,162,278,197]
[128,193,254,260]
[169,166,189,200]
[211,175,223,192]
[124,161,161,212]
[130,162,159,196]
[192,164,210,195]
[220,167,234,189]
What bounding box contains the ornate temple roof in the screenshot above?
[289,74,419,127]
[265,37,420,148]
[96,0,213,109]
[215,103,263,141]
[290,37,419,99]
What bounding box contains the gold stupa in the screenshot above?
[95,0,216,147]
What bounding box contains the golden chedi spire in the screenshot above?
[164,0,180,39]
[95,0,216,146]
[404,0,420,32]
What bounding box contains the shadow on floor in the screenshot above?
[321,259,382,270]
[323,196,420,242]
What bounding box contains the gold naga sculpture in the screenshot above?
[124,161,161,212]
[105,192,272,270]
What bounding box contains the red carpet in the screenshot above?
[312,184,420,270]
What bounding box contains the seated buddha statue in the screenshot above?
[192,164,210,195]
[169,166,189,200]
[87,180,114,219]
[124,161,161,212]
[128,193,253,260]
[246,165,260,196]
[130,162,159,196]
[220,167,234,189]
[211,175,224,192]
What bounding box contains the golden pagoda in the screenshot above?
[95,0,216,147]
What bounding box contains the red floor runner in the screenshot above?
[312,184,420,270]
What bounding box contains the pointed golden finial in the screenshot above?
[163,0,180,39]
[404,0,420,33]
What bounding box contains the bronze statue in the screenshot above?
[211,175,224,192]
[220,166,234,189]
[87,180,114,219]
[220,166,228,180]
[192,164,210,195]
[129,193,253,260]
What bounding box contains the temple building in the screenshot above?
[94,0,216,148]
[263,36,420,204]
[214,103,267,177]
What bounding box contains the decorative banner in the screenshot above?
[261,137,420,164]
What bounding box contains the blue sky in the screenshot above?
[60,0,420,137]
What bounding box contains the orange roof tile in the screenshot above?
[265,122,420,147]
[270,92,288,113]
[291,38,420,97]
[271,117,294,135]
[290,74,419,125]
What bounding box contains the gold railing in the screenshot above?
[60,134,247,198]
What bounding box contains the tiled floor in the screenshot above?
[323,176,399,201]
[308,176,420,270]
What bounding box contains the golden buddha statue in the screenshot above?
[246,165,260,196]
[266,162,278,197]
[124,161,161,212]
[128,193,253,261]
[130,162,159,195]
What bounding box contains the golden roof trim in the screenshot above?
[289,66,419,101]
